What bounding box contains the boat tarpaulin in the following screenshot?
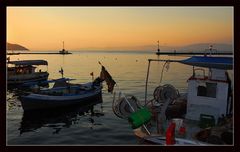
[180,56,233,70]
[8,60,48,66]
[149,56,233,70]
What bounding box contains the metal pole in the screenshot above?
[145,60,151,105]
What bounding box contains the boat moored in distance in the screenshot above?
[156,40,161,55]
[112,55,233,145]
[7,60,49,87]
[155,44,233,56]
[59,41,72,54]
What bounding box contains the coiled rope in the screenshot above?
[153,84,179,103]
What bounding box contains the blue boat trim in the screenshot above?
[180,56,233,69]
[148,56,233,70]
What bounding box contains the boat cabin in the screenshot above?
[186,68,232,121]
[7,60,49,86]
[8,65,37,75]
[7,60,48,75]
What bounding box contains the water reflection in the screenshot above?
[7,89,24,111]
[19,101,104,135]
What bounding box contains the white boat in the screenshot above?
[7,60,49,87]
[19,77,103,111]
[112,55,233,145]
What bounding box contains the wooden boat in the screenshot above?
[113,55,233,145]
[7,60,49,87]
[19,77,103,111]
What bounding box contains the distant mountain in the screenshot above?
[128,43,233,52]
[139,45,175,52]
[177,43,233,53]
[7,42,29,51]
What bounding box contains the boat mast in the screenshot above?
[209,45,213,56]
[157,40,160,53]
[63,41,65,50]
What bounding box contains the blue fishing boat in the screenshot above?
[19,77,103,111]
[20,63,115,111]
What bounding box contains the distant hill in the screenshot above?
[7,43,29,51]
[177,43,233,53]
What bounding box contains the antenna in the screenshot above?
[59,67,64,78]
[204,44,217,56]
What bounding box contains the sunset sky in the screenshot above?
[7,7,233,51]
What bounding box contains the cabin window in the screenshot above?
[197,82,217,98]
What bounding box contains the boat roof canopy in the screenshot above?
[149,56,233,70]
[8,60,48,66]
[181,56,233,70]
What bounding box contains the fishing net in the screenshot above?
[112,93,142,119]
[153,84,179,103]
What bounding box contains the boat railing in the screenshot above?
[144,59,180,105]
[193,68,205,79]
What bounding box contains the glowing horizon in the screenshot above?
[7,7,233,51]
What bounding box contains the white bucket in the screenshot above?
[171,118,183,131]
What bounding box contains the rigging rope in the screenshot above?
[159,61,170,84]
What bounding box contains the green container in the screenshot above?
[199,114,215,129]
[128,107,152,129]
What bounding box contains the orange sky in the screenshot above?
[7,7,233,51]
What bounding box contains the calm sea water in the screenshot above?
[7,51,233,145]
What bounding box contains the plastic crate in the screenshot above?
[199,114,215,128]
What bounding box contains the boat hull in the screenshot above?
[20,88,102,111]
